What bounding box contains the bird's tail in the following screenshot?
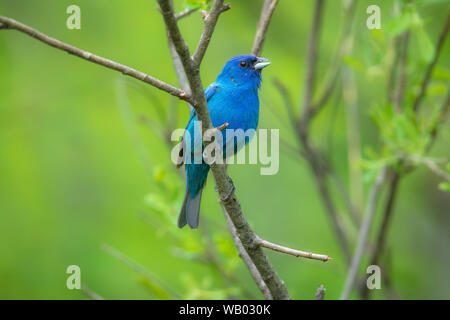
[178,162,210,229]
[178,189,203,229]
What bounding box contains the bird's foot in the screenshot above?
[215,177,235,202]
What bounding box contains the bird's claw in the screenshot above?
[216,178,235,202]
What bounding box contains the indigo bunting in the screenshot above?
[178,55,271,229]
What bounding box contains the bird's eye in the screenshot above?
[239,60,247,68]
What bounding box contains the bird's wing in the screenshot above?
[177,83,220,167]
[184,83,219,130]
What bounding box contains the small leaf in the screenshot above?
[438,182,450,192]
[415,27,435,62]
[386,11,414,36]
[342,55,366,73]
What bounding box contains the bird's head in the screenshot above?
[216,54,271,89]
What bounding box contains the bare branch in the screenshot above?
[203,122,229,140]
[192,0,231,66]
[0,16,192,104]
[294,0,359,265]
[315,284,326,300]
[342,68,363,216]
[300,135,352,263]
[412,13,450,112]
[223,208,273,300]
[310,0,356,117]
[256,237,331,262]
[157,2,195,79]
[298,0,324,132]
[416,157,450,182]
[82,285,105,300]
[340,168,388,300]
[166,31,193,109]
[251,0,279,56]
[272,78,297,129]
[103,244,182,299]
[359,171,399,299]
[392,32,410,112]
[175,7,198,20]
[429,88,450,146]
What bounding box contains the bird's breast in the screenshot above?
[209,86,260,132]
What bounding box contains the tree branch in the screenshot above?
[223,208,273,300]
[157,0,290,300]
[175,7,198,20]
[392,32,410,112]
[0,16,192,104]
[163,1,282,300]
[298,0,324,131]
[340,168,388,300]
[315,284,326,300]
[293,0,353,262]
[251,0,279,56]
[192,0,231,66]
[359,171,399,299]
[412,13,450,112]
[310,0,356,117]
[256,237,331,262]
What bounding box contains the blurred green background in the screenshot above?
[0,0,449,299]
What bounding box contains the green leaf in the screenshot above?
[438,182,450,192]
[417,0,450,7]
[342,55,366,73]
[184,0,212,10]
[386,11,414,36]
[138,276,172,300]
[432,67,450,81]
[415,27,435,62]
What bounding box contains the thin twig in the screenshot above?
[81,285,105,300]
[412,13,450,112]
[256,237,331,262]
[0,16,192,104]
[310,0,356,117]
[298,0,324,131]
[342,38,364,219]
[191,1,231,66]
[223,208,273,300]
[251,0,279,56]
[315,284,326,300]
[175,7,198,20]
[301,138,352,263]
[102,244,182,299]
[359,171,399,299]
[340,168,388,300]
[272,78,297,129]
[416,157,450,182]
[295,0,352,262]
[393,32,410,112]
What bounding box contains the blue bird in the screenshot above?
[178,55,271,229]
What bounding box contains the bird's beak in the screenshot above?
[253,57,271,70]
